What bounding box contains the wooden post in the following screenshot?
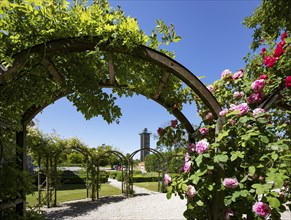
[211,116,225,220]
[53,155,57,207]
[86,158,89,198]
[38,156,41,206]
[15,126,27,217]
[46,155,50,208]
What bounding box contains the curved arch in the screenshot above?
[129,147,164,161]
[95,150,129,198]
[129,147,165,193]
[21,87,196,138]
[1,37,221,124]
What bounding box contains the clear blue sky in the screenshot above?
[35,0,261,157]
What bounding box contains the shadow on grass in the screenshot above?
[43,196,126,220]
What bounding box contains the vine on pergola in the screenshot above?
[0,0,200,131]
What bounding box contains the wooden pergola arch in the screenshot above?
[0,37,223,216]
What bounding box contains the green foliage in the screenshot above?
[243,0,291,49]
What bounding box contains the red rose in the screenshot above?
[259,74,268,80]
[264,56,277,68]
[274,44,284,57]
[279,40,286,47]
[260,47,266,56]
[171,119,178,128]
[157,127,165,136]
[281,32,287,40]
[285,76,291,87]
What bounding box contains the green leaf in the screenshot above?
[182,184,188,191]
[267,197,280,208]
[195,154,203,166]
[196,200,204,206]
[217,130,229,142]
[166,192,172,199]
[248,166,256,175]
[260,135,269,144]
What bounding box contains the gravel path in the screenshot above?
[42,179,187,220]
[42,179,290,220]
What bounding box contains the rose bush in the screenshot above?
[161,32,291,219]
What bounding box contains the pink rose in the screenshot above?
[285,76,291,87]
[219,109,228,116]
[229,119,236,126]
[188,143,195,153]
[199,127,208,135]
[207,85,214,92]
[223,178,239,189]
[247,91,264,104]
[184,152,190,162]
[274,44,284,57]
[195,139,209,154]
[232,103,249,116]
[259,74,268,80]
[186,185,196,198]
[251,79,265,91]
[233,91,244,99]
[221,69,232,79]
[183,161,191,173]
[206,112,213,120]
[164,174,171,185]
[252,202,271,218]
[253,108,265,118]
[232,70,243,80]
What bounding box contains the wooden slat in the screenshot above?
[108,53,115,85]
[42,59,63,85]
[153,71,170,100]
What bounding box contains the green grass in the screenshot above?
[26,183,122,207]
[133,182,160,192]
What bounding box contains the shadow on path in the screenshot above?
[44,196,125,220]
[44,193,154,220]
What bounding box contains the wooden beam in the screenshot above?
[153,71,171,100]
[108,53,115,85]
[42,59,63,86]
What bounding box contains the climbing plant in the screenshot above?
[164,24,291,220]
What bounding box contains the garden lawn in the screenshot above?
[133,182,160,192]
[26,183,122,207]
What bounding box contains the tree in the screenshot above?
[243,0,291,49]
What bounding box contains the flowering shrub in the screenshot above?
[163,32,291,219]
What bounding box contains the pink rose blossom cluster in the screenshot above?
[219,109,228,116]
[207,85,214,92]
[206,112,213,120]
[199,127,208,135]
[184,152,190,162]
[233,91,244,99]
[229,103,249,116]
[223,178,239,189]
[253,108,265,118]
[195,139,209,154]
[164,174,171,185]
[247,91,264,104]
[186,185,196,198]
[188,143,195,153]
[221,69,232,79]
[232,70,243,80]
[183,161,191,173]
[252,202,271,218]
[251,79,265,92]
